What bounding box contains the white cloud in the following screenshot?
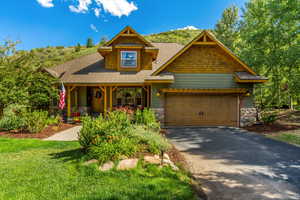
[36,0,54,8]
[95,0,138,17]
[69,0,92,13]
[174,26,199,31]
[90,24,98,32]
[94,8,101,17]
[37,0,138,18]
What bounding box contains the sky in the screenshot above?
[0,0,248,50]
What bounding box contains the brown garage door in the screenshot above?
[165,94,239,127]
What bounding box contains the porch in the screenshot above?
[65,84,152,118]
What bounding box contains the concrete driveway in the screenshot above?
[166,127,300,200]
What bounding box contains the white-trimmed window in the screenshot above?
[120,51,137,68]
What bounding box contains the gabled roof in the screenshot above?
[151,30,257,76]
[104,26,153,47]
[47,43,183,84]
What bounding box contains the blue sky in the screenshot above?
[0,0,248,50]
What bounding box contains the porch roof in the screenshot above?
[46,42,183,84]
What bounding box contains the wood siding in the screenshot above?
[164,45,246,73]
[104,36,153,71]
[170,74,240,88]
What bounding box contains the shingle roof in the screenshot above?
[235,72,268,80]
[47,42,183,84]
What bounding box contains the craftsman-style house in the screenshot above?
[46,26,267,127]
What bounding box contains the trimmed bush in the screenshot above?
[0,104,27,131]
[0,104,52,133]
[24,111,48,133]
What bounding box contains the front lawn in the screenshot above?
[0,137,196,200]
[268,130,300,146]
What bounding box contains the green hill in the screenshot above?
[17,29,201,69]
[145,29,202,45]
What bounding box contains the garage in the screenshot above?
[165,93,239,127]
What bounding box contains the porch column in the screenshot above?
[110,86,113,112]
[75,89,78,108]
[104,86,107,115]
[147,85,151,108]
[67,86,71,118]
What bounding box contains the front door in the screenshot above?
[91,88,103,113]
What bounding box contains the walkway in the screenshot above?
[43,126,81,141]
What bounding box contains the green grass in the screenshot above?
[269,131,300,146]
[0,137,195,200]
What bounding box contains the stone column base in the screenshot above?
[152,108,165,125]
[240,108,257,127]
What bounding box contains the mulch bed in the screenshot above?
[244,122,300,134]
[0,123,77,139]
[167,145,189,169]
[160,129,189,169]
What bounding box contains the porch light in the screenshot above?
[156,92,161,96]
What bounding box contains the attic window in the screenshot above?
[121,51,137,68]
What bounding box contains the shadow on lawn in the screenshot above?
[50,148,86,162]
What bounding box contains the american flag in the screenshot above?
[59,83,66,110]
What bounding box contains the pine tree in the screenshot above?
[75,43,81,52]
[86,38,94,48]
[99,36,108,46]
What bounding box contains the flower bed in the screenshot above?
[78,109,171,165]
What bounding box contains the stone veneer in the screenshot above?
[152,108,165,125]
[240,108,257,127]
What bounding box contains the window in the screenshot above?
[121,51,137,68]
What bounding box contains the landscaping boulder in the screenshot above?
[117,159,138,170]
[144,155,161,165]
[82,159,98,166]
[162,158,172,165]
[99,161,114,171]
[163,153,170,160]
[169,162,179,171]
[161,157,179,171]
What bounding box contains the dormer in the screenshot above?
[98,26,159,72]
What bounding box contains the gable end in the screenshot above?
[152,30,256,76]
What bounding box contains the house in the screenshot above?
[46,26,267,127]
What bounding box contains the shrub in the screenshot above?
[0,104,27,131]
[133,125,171,154]
[261,113,277,124]
[24,111,48,133]
[46,115,62,126]
[56,46,64,49]
[134,108,160,130]
[78,116,107,149]
[79,112,133,150]
[90,137,140,164]
[79,110,171,164]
